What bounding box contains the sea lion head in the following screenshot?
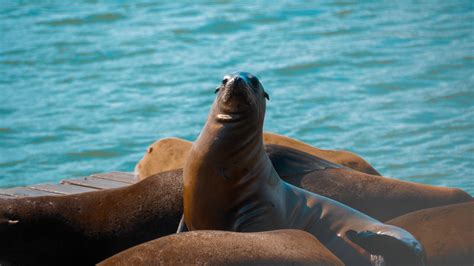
[213,72,269,125]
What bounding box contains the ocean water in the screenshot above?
[1,1,473,194]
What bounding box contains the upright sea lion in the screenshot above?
[133,107,470,222]
[387,202,474,266]
[266,144,472,221]
[134,132,380,180]
[99,229,344,266]
[0,169,183,265]
[183,72,424,265]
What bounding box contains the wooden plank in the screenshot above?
[29,183,98,195]
[0,187,60,197]
[91,172,136,184]
[61,176,129,190]
[0,193,16,199]
[0,172,135,198]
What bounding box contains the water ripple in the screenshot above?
[0,1,472,194]
[40,12,126,26]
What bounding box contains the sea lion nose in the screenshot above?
[228,76,243,88]
[221,75,250,106]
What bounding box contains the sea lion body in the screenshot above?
[266,144,472,221]
[0,170,183,265]
[263,132,381,175]
[135,137,192,179]
[388,202,474,266]
[183,72,424,265]
[99,229,344,266]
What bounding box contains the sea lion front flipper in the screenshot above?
[346,228,425,266]
[176,214,188,233]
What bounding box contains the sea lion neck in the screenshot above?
[183,72,279,230]
[194,100,267,174]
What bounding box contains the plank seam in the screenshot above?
[60,180,106,190]
[28,186,69,195]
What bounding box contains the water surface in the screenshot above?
[1,1,473,194]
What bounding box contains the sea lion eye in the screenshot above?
[249,76,260,88]
[214,87,220,94]
[222,77,229,85]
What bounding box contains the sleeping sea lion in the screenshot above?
[387,202,474,266]
[0,169,183,265]
[183,72,425,265]
[98,229,344,266]
[134,137,192,179]
[263,132,380,175]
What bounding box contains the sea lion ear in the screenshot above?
[215,87,220,94]
[264,91,270,100]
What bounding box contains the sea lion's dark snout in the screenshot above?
[220,74,253,111]
[215,72,269,122]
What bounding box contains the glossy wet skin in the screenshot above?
[184,72,277,230]
[184,72,425,265]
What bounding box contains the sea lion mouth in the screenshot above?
[215,111,249,123]
[216,113,235,122]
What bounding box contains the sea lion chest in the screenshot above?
[183,135,290,231]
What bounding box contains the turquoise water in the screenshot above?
[1,1,473,194]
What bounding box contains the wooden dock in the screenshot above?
[0,172,136,199]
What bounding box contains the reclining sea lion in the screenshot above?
[265,144,471,221]
[387,202,474,266]
[263,131,380,175]
[135,132,380,180]
[0,170,183,265]
[98,229,344,266]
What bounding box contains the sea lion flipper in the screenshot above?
[176,214,188,233]
[346,229,425,266]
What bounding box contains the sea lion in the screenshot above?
[134,137,192,179]
[98,229,344,266]
[387,202,474,266]
[183,72,425,265]
[134,133,380,180]
[266,144,472,221]
[263,132,380,175]
[0,169,183,265]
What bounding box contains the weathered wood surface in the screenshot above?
[0,172,136,198]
